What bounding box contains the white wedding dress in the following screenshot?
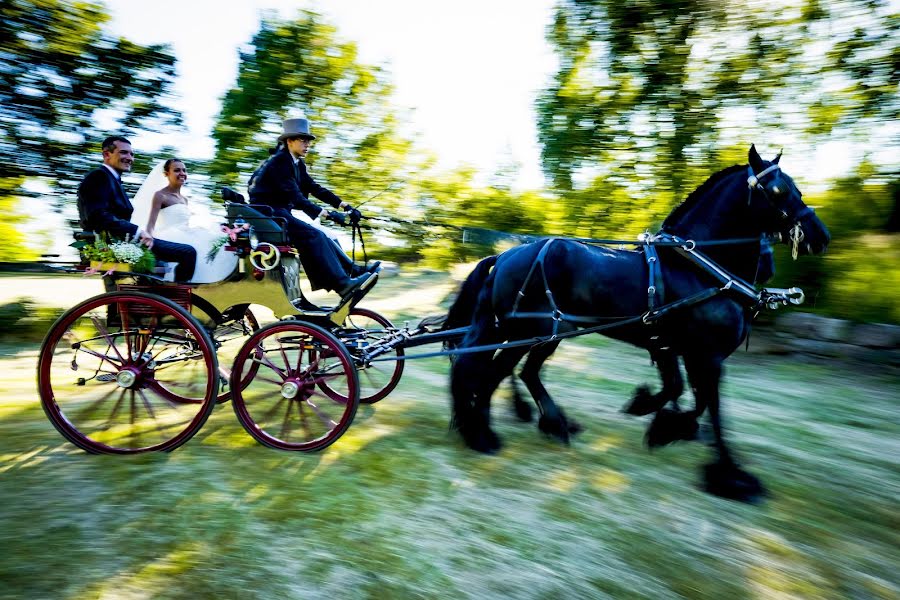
[132,162,237,283]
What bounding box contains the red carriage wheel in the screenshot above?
[327,308,404,404]
[37,291,218,454]
[230,321,359,451]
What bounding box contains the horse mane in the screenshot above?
[661,164,746,230]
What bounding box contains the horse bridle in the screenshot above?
[747,164,815,259]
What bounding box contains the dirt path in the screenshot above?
[0,274,104,308]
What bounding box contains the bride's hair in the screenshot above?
[163,158,185,172]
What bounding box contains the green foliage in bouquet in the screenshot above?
[206,235,230,263]
[80,235,156,274]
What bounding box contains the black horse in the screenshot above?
[446,145,831,502]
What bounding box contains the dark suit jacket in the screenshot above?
[77,166,139,239]
[248,147,342,220]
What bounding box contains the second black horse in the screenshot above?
[447,145,831,502]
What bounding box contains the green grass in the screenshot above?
[1,270,898,599]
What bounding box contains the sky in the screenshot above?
[106,0,558,189]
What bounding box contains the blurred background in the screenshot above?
[1,3,898,598]
[1,0,897,323]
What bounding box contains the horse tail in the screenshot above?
[443,255,499,347]
[449,257,502,449]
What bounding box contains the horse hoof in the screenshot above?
[703,462,766,503]
[623,385,662,416]
[485,427,502,453]
[512,397,533,422]
[538,415,571,444]
[460,426,502,454]
[567,418,583,435]
[644,408,698,448]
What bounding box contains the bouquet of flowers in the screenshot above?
[81,235,156,274]
[205,222,249,263]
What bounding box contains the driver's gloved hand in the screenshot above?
[347,207,362,224]
[326,210,347,226]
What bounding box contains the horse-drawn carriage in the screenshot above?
[37,190,455,454]
[37,145,831,501]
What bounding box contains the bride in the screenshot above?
[132,159,237,283]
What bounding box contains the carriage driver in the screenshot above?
[248,118,379,298]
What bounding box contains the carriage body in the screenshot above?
[36,198,413,455]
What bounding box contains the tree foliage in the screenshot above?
[0,0,182,206]
[210,10,414,213]
[538,0,898,203]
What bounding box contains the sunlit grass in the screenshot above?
[0,270,898,599]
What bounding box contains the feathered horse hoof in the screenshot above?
[458,424,502,454]
[623,385,666,416]
[644,408,699,448]
[703,461,766,503]
[538,413,582,443]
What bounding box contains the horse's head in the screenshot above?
[747,145,831,257]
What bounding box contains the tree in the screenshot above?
[537,0,898,224]
[210,10,414,213]
[0,0,182,210]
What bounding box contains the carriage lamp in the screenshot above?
[248,226,259,250]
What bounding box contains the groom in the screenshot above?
[77,136,196,282]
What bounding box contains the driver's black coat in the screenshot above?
[248,146,342,220]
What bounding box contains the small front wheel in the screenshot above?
[331,308,404,404]
[230,321,359,451]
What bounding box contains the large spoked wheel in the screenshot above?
[230,321,359,451]
[37,291,218,454]
[192,302,260,404]
[331,308,404,404]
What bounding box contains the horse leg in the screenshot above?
[480,348,533,423]
[452,350,503,453]
[517,341,581,443]
[683,354,765,502]
[508,373,533,422]
[450,342,503,454]
[640,350,700,447]
[461,346,533,450]
[623,348,684,416]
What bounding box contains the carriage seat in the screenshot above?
[225,201,288,245]
[221,187,246,204]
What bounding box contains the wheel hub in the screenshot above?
[281,380,300,399]
[116,368,140,389]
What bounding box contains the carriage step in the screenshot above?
[96,373,117,382]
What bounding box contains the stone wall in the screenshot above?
[747,312,900,367]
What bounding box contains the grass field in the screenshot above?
[1,270,898,599]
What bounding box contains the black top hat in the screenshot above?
[278,117,316,141]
